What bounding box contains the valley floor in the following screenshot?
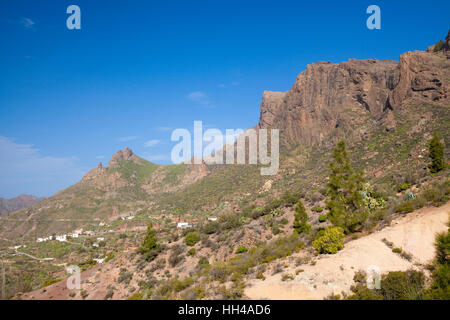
[244,201,450,300]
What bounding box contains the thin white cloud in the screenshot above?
[117,136,140,142]
[0,136,84,198]
[231,82,240,86]
[20,17,35,29]
[187,91,210,105]
[144,139,161,148]
[218,83,226,88]
[96,155,105,159]
[143,153,169,162]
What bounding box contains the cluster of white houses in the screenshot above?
[176,217,217,229]
[35,228,99,243]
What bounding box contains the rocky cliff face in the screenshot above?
[259,31,450,148]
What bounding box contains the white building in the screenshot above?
[93,258,105,264]
[96,237,104,242]
[177,222,192,229]
[70,233,79,238]
[55,235,67,242]
[208,217,218,221]
[92,243,99,248]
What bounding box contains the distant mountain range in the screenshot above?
[0,195,43,216]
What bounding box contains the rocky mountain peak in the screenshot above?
[108,147,140,168]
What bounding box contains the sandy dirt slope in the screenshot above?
[245,202,450,300]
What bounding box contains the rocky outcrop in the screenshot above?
[259,31,450,147]
[258,91,286,128]
[391,50,449,107]
[108,147,141,168]
[259,59,399,146]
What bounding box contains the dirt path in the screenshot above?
[244,202,450,300]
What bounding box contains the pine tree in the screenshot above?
[326,140,368,233]
[428,134,444,173]
[293,200,311,234]
[139,223,159,260]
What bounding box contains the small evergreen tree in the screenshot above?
[139,223,159,261]
[326,140,368,233]
[428,134,444,173]
[293,200,311,234]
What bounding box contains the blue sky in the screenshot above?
[0,0,449,198]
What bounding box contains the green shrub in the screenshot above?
[318,214,327,223]
[293,200,311,234]
[118,268,133,285]
[127,292,143,300]
[202,222,219,234]
[311,206,324,213]
[380,270,425,300]
[312,226,345,254]
[198,257,209,266]
[236,246,248,254]
[280,191,300,206]
[398,183,411,192]
[392,248,402,254]
[187,248,196,256]
[184,232,201,246]
[394,200,414,214]
[169,244,185,267]
[347,270,425,300]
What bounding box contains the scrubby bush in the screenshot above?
[381,270,425,300]
[397,183,411,192]
[347,269,425,300]
[168,244,185,267]
[236,246,248,254]
[187,248,196,256]
[394,200,414,214]
[184,232,201,246]
[280,191,300,206]
[311,206,324,213]
[318,214,327,223]
[118,268,133,285]
[312,226,345,254]
[202,222,219,234]
[219,214,242,229]
[293,200,311,234]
